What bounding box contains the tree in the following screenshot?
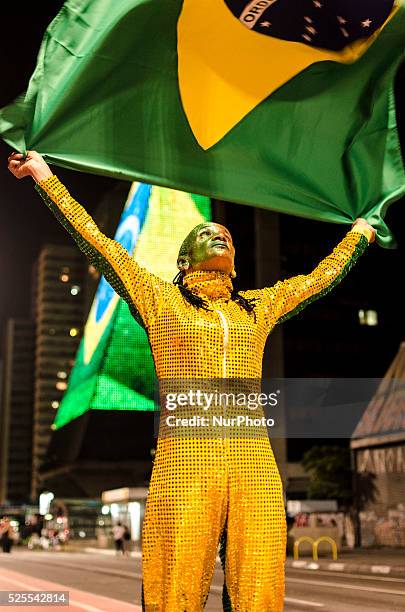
[301,445,353,506]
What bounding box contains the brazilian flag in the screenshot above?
[54,184,210,429]
[0,0,404,246]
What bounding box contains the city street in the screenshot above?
[1,551,405,611]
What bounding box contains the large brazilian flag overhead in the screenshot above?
[54,184,210,429]
[0,0,404,246]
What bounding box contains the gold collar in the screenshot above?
[183,270,233,301]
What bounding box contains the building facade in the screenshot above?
[0,319,35,504]
[32,244,85,500]
[351,342,405,547]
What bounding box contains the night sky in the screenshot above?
[0,3,404,356]
[0,4,114,337]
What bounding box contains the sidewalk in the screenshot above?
[286,547,405,577]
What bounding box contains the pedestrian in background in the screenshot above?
[123,525,131,557]
[112,522,125,556]
[0,517,14,553]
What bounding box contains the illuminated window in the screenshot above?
[110,504,120,519]
[56,381,67,391]
[69,328,79,337]
[60,274,69,282]
[57,371,67,379]
[70,285,81,296]
[51,401,59,409]
[358,309,378,326]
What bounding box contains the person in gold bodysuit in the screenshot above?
[8,151,375,611]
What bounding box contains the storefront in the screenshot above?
[100,487,148,547]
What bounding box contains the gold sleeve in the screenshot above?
[260,228,371,325]
[35,175,169,329]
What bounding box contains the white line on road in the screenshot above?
[288,567,405,584]
[326,563,345,571]
[289,576,405,596]
[31,559,142,580]
[209,584,324,608]
[70,602,108,612]
[0,574,141,611]
[371,565,391,574]
[0,575,104,611]
[285,596,325,607]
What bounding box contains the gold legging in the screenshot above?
[141,437,286,611]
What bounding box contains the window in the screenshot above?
[358,309,378,326]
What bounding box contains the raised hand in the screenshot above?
[7,150,53,183]
[352,217,376,243]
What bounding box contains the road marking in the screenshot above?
[371,565,391,574]
[0,575,105,611]
[292,560,308,568]
[70,602,108,612]
[288,567,405,584]
[85,547,143,558]
[289,576,405,596]
[326,563,345,571]
[285,596,325,607]
[0,569,141,611]
[15,558,142,581]
[209,584,324,607]
[84,547,221,563]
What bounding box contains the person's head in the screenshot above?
[177,223,235,277]
[175,222,257,317]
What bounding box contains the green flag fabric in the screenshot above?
[0,0,404,246]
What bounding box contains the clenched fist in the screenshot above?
[7,150,53,183]
[351,218,376,244]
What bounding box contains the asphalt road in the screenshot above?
[0,550,404,611]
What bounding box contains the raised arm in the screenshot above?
[245,223,374,328]
[7,151,168,329]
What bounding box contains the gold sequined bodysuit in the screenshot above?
[36,176,371,611]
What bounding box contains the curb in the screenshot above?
[286,558,405,578]
[83,547,405,579]
[84,547,223,563]
[84,547,142,558]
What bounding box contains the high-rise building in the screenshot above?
[0,319,35,504]
[32,244,85,500]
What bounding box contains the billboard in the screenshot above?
[54,185,210,429]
